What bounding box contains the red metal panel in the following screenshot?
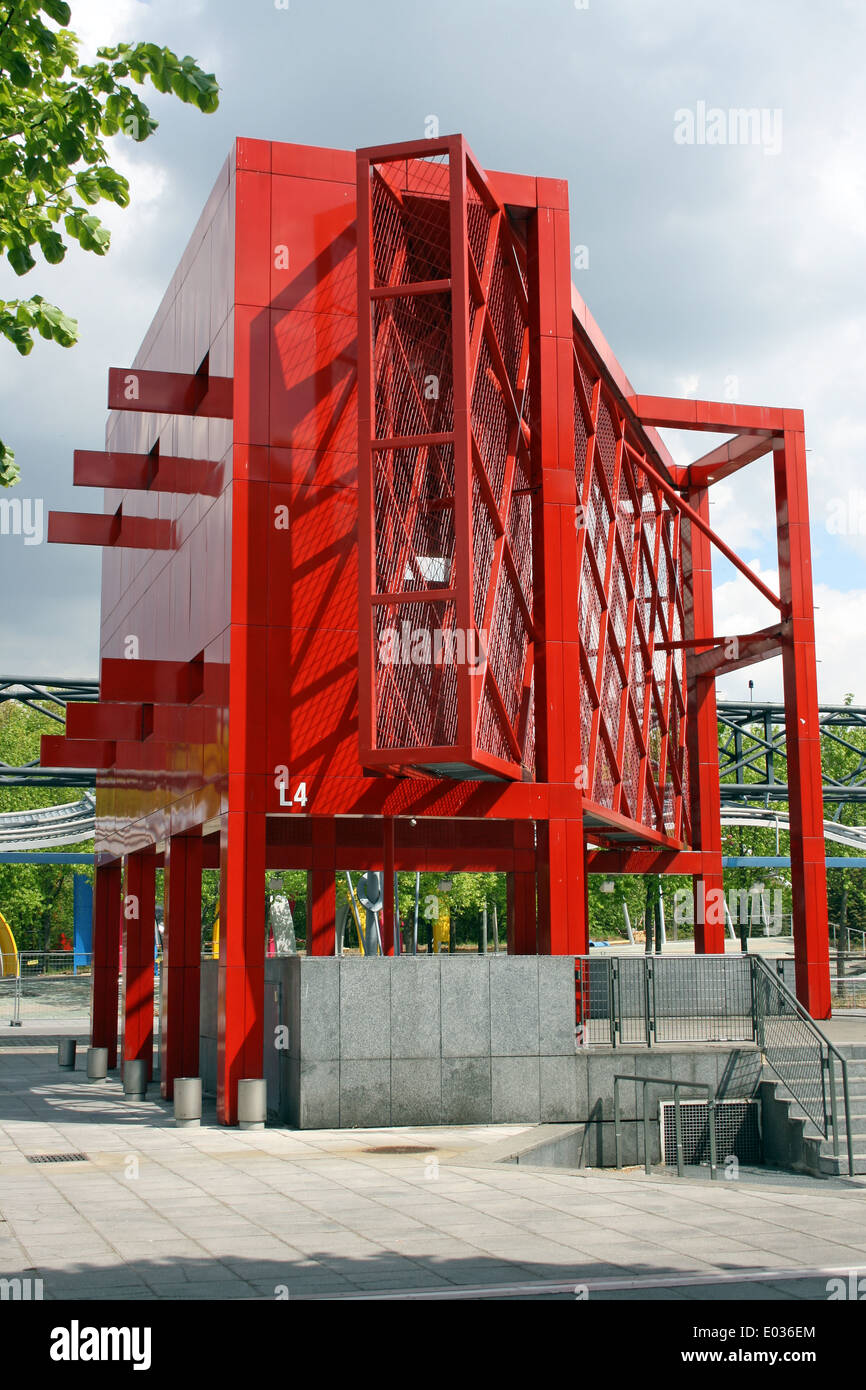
[574,343,691,844]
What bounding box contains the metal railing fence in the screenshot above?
[752,955,854,1177]
[614,1075,718,1179]
[576,953,855,1175]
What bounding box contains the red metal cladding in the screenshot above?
[357,137,534,780]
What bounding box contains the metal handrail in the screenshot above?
[614,1074,718,1179]
[750,955,855,1176]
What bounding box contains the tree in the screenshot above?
[0,699,93,950]
[0,0,219,484]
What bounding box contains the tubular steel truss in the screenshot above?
[0,677,98,787]
[719,702,866,811]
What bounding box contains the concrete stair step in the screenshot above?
[818,1152,866,1176]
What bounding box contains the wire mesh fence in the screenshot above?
[575,955,757,1046]
[1,952,94,1025]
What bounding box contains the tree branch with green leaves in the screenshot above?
[0,0,219,484]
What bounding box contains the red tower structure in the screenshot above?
[43,135,831,1125]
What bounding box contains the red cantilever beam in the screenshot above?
[41,735,115,768]
[73,450,223,497]
[108,368,233,419]
[100,657,204,705]
[48,511,175,550]
[66,702,146,741]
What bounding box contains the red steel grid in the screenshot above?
[357,137,534,780]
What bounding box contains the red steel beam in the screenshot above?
[48,510,175,550]
[91,860,122,1069]
[686,433,777,489]
[107,367,233,419]
[73,450,223,496]
[100,657,204,705]
[629,394,798,435]
[691,623,785,679]
[681,487,725,952]
[41,734,115,768]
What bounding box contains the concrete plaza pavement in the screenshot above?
[2,1030,866,1301]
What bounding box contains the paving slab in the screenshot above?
[3,1034,866,1300]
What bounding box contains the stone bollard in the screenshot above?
[86,1047,108,1082]
[122,1058,148,1101]
[174,1077,202,1128]
[57,1039,76,1071]
[238,1078,266,1131]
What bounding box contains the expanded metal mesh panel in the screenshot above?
[373,445,455,596]
[660,1101,762,1166]
[573,340,691,833]
[373,293,454,438]
[374,600,459,749]
[371,158,451,287]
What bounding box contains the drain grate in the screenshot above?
[363,1145,433,1155]
[660,1100,762,1166]
[26,1153,89,1164]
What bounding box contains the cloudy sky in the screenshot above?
[1,0,863,704]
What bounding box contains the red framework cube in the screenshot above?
[43,134,831,1124]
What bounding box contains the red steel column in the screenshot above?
[775,428,830,1016]
[382,817,396,955]
[308,818,336,956]
[217,811,266,1122]
[91,859,122,1068]
[160,831,203,1100]
[509,821,537,953]
[682,487,725,953]
[530,179,586,955]
[122,848,156,1078]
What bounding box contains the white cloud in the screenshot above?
[713,566,866,705]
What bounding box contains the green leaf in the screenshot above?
[7,243,37,276]
[0,441,20,489]
[36,227,66,263]
[8,54,32,88]
[37,301,78,346]
[65,210,111,254]
[41,0,73,23]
